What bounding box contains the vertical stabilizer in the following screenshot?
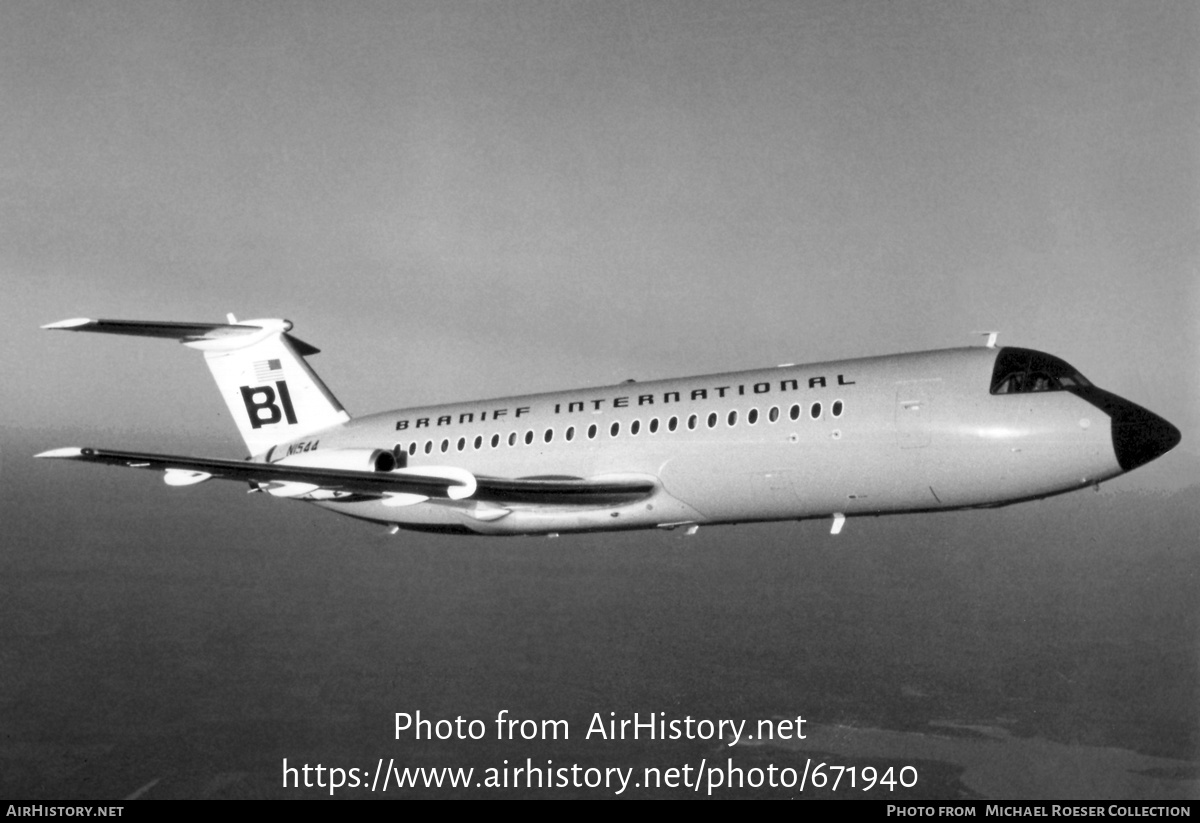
[191,320,350,455]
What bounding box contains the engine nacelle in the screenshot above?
[274,448,396,472]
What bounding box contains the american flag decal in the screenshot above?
[254,359,284,381]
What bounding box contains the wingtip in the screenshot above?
[42,318,94,330]
[34,447,85,459]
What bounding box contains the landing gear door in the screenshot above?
[895,380,940,449]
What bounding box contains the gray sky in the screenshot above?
[3,0,1196,493]
[2,3,1198,799]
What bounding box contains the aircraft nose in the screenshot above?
[1109,400,1181,472]
[1074,387,1181,473]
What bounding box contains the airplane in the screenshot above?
[36,316,1180,537]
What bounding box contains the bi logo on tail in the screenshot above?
[239,382,298,428]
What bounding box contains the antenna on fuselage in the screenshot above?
[973,331,999,348]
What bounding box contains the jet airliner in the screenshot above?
[37,317,1180,536]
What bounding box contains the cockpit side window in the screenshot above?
[990,347,1092,395]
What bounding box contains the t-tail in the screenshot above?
[42,316,350,456]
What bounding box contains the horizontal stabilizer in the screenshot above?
[41,317,320,354]
[43,317,259,340]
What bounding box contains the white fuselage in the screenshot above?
[274,347,1127,535]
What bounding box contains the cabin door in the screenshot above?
[895,380,940,448]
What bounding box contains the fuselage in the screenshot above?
[269,346,1179,536]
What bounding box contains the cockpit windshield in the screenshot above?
[990,347,1092,395]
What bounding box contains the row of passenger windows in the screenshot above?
[397,400,846,456]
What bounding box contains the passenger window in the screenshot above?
[508,432,517,447]
[707,412,717,428]
[408,442,417,456]
[668,416,678,432]
[631,420,641,435]
[491,433,500,448]
[832,400,843,418]
[610,421,620,437]
[566,426,575,442]
[687,414,697,430]
[748,408,758,425]
[457,437,466,451]
[544,428,553,443]
[649,418,659,433]
[424,441,433,455]
[769,405,780,423]
[524,430,534,445]
[727,410,737,426]
[588,423,598,439]
[440,439,449,453]
[789,404,800,421]
[473,435,483,449]
[810,402,821,420]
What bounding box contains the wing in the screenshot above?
[35,447,473,501]
[35,447,655,507]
